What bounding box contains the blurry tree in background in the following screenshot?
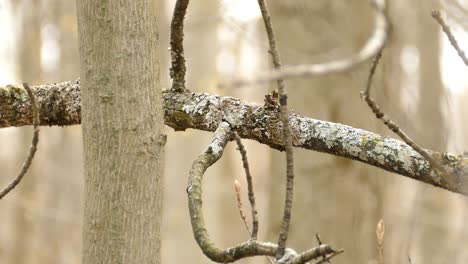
[0,0,468,263]
[265,2,385,263]
[0,1,83,264]
[12,1,41,263]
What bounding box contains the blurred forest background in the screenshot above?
[0,0,468,263]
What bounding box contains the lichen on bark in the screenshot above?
[1,81,468,195]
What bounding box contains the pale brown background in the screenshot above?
[0,0,467,263]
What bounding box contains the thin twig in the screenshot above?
[226,0,389,87]
[314,249,344,264]
[376,219,385,264]
[234,180,251,235]
[234,181,275,264]
[0,83,40,199]
[316,233,323,245]
[432,10,468,67]
[234,132,259,240]
[169,0,189,92]
[360,51,456,188]
[256,0,295,259]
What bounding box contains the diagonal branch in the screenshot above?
[361,51,457,188]
[0,83,40,199]
[431,10,468,67]
[1,81,468,195]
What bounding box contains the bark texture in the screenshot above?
[2,83,468,195]
[76,1,164,263]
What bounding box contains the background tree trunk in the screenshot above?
[264,1,396,263]
[76,1,165,263]
[11,1,42,263]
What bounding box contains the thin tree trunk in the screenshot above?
[12,1,42,263]
[76,1,165,263]
[266,2,384,263]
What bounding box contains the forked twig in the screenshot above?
[0,83,40,199]
[227,0,389,86]
[360,51,456,187]
[187,121,338,263]
[234,133,259,240]
[256,0,295,259]
[432,10,468,67]
[169,0,189,92]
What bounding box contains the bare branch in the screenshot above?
[227,0,389,86]
[2,82,468,195]
[0,83,40,199]
[431,10,468,67]
[0,80,81,128]
[169,0,190,92]
[360,51,458,189]
[188,121,339,263]
[256,0,295,259]
[313,249,344,264]
[234,133,259,240]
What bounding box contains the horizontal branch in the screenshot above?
[1,80,468,195]
[0,80,81,127]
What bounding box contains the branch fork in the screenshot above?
[187,120,341,263]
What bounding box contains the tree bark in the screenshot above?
[76,1,165,263]
[2,82,468,195]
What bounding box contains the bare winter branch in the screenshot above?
[0,83,40,199]
[256,0,295,258]
[187,121,338,263]
[234,133,259,240]
[360,52,458,189]
[0,80,81,128]
[1,81,468,195]
[227,0,389,86]
[431,10,468,67]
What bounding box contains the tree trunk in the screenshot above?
[76,1,165,263]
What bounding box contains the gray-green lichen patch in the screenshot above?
[4,81,468,195]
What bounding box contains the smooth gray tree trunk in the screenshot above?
[76,1,165,263]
